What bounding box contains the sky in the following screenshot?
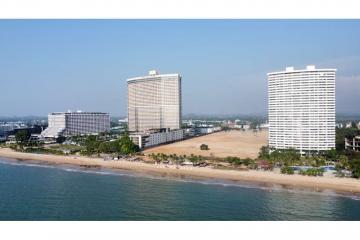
[0,20,359,117]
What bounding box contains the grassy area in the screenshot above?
[48,144,84,151]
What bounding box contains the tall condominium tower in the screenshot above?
[41,111,110,138]
[268,65,336,153]
[127,70,182,132]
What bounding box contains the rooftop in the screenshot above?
[49,111,109,115]
[268,65,337,76]
[127,70,180,82]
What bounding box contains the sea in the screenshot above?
[0,157,360,220]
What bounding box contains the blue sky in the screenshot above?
[0,20,359,117]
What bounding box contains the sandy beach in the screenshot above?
[1,147,360,194]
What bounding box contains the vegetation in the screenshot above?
[349,159,360,178]
[225,156,242,165]
[84,135,100,155]
[242,158,255,167]
[119,134,139,154]
[280,166,294,175]
[24,147,65,155]
[15,130,31,149]
[299,168,324,177]
[257,143,360,178]
[147,144,359,177]
[200,144,209,150]
[148,153,205,165]
[258,146,270,159]
[258,147,300,167]
[8,131,140,157]
[224,156,255,167]
[82,133,139,156]
[48,144,84,154]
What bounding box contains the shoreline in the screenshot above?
[1,147,360,194]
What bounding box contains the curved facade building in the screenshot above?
[127,70,182,132]
[268,66,336,153]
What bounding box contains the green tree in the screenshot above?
[314,156,326,167]
[109,140,121,153]
[200,144,209,150]
[268,148,300,166]
[119,134,139,155]
[15,130,30,149]
[326,149,337,162]
[225,156,242,165]
[98,142,110,153]
[84,135,100,155]
[258,145,270,159]
[337,155,349,169]
[349,158,360,178]
[242,158,253,166]
[281,166,294,174]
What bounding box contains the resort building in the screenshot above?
[345,136,360,152]
[129,129,184,149]
[41,111,110,138]
[127,70,182,132]
[268,65,336,153]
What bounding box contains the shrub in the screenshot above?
[242,158,254,166]
[281,166,294,174]
[349,158,360,178]
[299,168,324,177]
[225,156,242,165]
[200,144,209,150]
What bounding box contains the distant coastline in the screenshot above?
[1,147,360,194]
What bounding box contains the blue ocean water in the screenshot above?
[0,157,359,220]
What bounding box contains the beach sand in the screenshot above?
[144,130,268,159]
[1,147,360,194]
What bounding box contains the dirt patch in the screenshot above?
[144,130,268,159]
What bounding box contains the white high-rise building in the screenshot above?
[127,70,182,132]
[268,65,336,153]
[41,111,110,138]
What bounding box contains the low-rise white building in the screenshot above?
[184,128,195,137]
[130,129,184,148]
[195,126,221,135]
